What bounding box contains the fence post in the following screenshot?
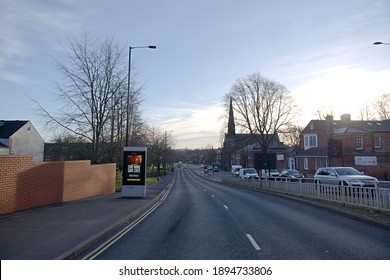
[341,181,346,205]
[316,181,320,200]
[299,179,303,197]
[374,184,380,211]
[285,178,288,194]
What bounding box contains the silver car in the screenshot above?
[239,168,259,179]
[314,167,379,187]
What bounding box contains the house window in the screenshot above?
[304,133,318,150]
[355,136,363,150]
[373,135,382,149]
[303,157,308,170]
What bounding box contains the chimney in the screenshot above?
[325,114,334,140]
[340,113,351,122]
[325,114,333,122]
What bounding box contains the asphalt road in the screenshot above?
[87,167,390,260]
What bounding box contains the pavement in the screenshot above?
[0,173,174,260]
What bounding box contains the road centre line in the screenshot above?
[191,170,262,252]
[246,234,261,251]
[193,170,261,252]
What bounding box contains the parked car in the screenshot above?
[314,167,379,187]
[260,169,280,178]
[279,169,304,181]
[231,165,243,177]
[239,168,259,179]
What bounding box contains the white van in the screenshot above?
[231,165,242,177]
[239,168,259,179]
[260,169,280,178]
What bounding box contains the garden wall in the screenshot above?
[0,155,116,215]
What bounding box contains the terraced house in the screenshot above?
[295,114,390,180]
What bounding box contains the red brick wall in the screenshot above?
[0,155,115,215]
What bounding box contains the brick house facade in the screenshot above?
[295,114,390,180]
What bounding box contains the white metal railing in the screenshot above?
[221,177,390,211]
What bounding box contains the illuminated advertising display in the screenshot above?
[122,147,147,197]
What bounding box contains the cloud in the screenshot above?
[145,101,225,149]
[0,70,30,85]
[291,68,390,122]
[0,0,95,83]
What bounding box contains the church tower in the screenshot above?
[227,97,236,135]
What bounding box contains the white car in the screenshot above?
[314,167,379,187]
[239,168,259,179]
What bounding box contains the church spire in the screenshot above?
[227,97,236,135]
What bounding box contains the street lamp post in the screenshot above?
[125,45,156,147]
[373,42,390,46]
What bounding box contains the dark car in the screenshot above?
[279,169,304,181]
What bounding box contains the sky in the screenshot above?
[1,0,389,149]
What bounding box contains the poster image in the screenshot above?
[128,155,142,174]
[122,148,146,186]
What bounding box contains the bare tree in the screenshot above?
[313,106,335,120]
[359,103,372,121]
[145,126,175,176]
[36,35,143,163]
[373,93,390,120]
[226,72,298,153]
[279,124,303,147]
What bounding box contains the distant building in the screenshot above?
[295,114,390,180]
[0,120,44,162]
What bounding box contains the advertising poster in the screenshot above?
[122,147,146,186]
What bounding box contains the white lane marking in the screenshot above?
[223,205,229,210]
[246,234,261,251]
[81,180,175,260]
[211,195,215,198]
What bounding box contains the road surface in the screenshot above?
[86,167,390,260]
